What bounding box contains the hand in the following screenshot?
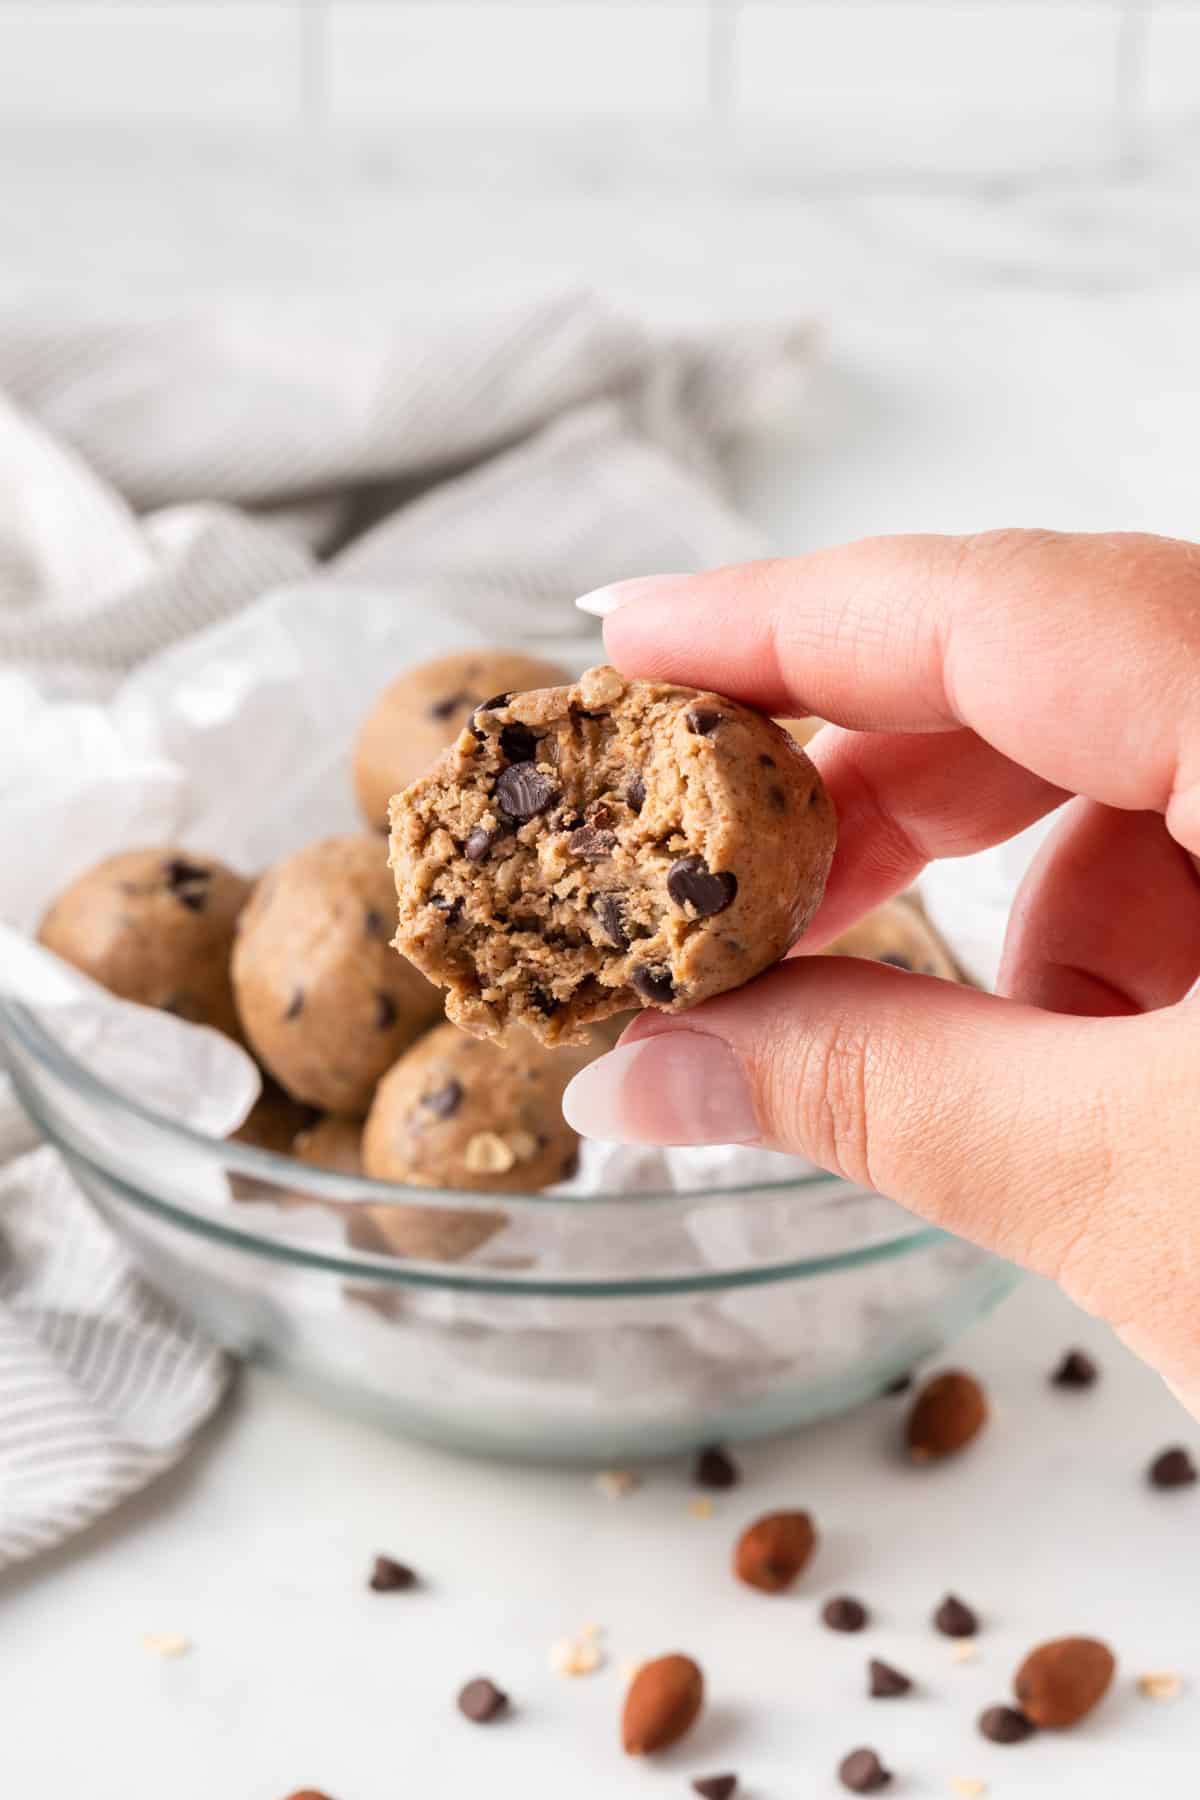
[563,531,1200,1413]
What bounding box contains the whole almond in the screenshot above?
[622,1653,704,1754]
[1014,1636,1116,1728]
[906,1370,988,1462]
[734,1510,818,1592]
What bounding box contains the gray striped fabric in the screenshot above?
[0,286,808,1564]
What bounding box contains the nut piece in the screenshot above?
[907,1370,988,1462]
[1013,1636,1116,1728]
[578,664,626,709]
[733,1510,818,1593]
[505,1129,539,1162]
[621,1653,704,1754]
[140,1632,191,1658]
[463,1130,517,1175]
[1137,1671,1183,1701]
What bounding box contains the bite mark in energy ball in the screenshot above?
[388,667,836,1045]
[353,648,571,833]
[37,847,252,1040]
[231,835,441,1113]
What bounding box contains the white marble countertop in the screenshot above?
[5,126,1200,1798]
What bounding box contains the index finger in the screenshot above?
[588,530,1200,851]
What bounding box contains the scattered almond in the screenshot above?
[734,1510,818,1593]
[595,1469,638,1499]
[140,1633,191,1658]
[907,1370,988,1462]
[464,1131,516,1175]
[1014,1636,1116,1728]
[1137,1670,1183,1701]
[622,1652,704,1754]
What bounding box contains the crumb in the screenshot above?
[688,1497,715,1520]
[951,1639,979,1664]
[595,1469,638,1499]
[1137,1671,1183,1701]
[948,1780,987,1799]
[549,1631,606,1677]
[140,1633,191,1658]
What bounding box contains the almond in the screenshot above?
[907,1370,988,1462]
[1013,1636,1116,1728]
[621,1652,704,1754]
[733,1509,818,1592]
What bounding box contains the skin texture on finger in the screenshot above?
[798,723,1065,948]
[602,530,1200,852]
[1000,799,1200,1015]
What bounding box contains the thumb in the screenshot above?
[562,958,1158,1284]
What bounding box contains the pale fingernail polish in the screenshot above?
[562,1033,759,1146]
[574,573,694,618]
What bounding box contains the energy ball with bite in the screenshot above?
[389,665,836,1045]
[823,895,959,980]
[232,834,442,1113]
[353,648,570,833]
[362,1020,584,1193]
[38,848,251,1038]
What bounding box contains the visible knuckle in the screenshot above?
[785,1017,878,1189]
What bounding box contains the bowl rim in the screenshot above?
[1,995,949,1295]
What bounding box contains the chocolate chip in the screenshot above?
[430,689,468,719]
[692,1777,737,1799]
[1051,1348,1099,1388]
[364,907,388,939]
[823,1595,869,1633]
[429,893,463,922]
[838,1748,891,1793]
[592,894,629,951]
[369,1555,416,1592]
[934,1593,979,1638]
[495,762,555,821]
[464,825,497,862]
[868,1659,912,1698]
[879,952,913,971]
[423,1079,464,1119]
[667,855,737,917]
[626,774,646,812]
[768,784,788,812]
[163,857,212,911]
[529,985,559,1016]
[568,825,617,860]
[457,1677,508,1723]
[686,706,724,737]
[284,988,305,1021]
[375,992,397,1030]
[882,1373,913,1396]
[500,721,539,763]
[693,1444,740,1490]
[1149,1445,1197,1488]
[470,692,511,738]
[631,965,675,1005]
[978,1704,1035,1744]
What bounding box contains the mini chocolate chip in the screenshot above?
[823,1595,869,1633]
[593,895,629,951]
[364,907,388,939]
[880,952,913,971]
[1051,1348,1099,1388]
[631,965,675,1005]
[882,1373,913,1396]
[759,753,776,768]
[529,985,559,1016]
[768,784,788,812]
[163,856,211,891]
[423,1079,464,1119]
[568,825,617,860]
[667,855,737,917]
[868,1659,912,1698]
[176,887,208,913]
[369,1555,416,1592]
[979,1704,1036,1744]
[284,988,305,1021]
[1149,1445,1197,1488]
[934,1593,979,1638]
[375,991,397,1030]
[495,762,556,821]
[470,692,511,738]
[500,721,539,763]
[430,689,468,720]
[838,1748,891,1793]
[692,1777,737,1800]
[686,706,724,737]
[429,893,463,922]
[626,774,646,812]
[457,1677,508,1723]
[465,826,497,862]
[693,1444,740,1490]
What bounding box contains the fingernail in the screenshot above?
[562,1032,759,1146]
[575,573,694,618]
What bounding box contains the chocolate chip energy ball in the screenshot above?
[823,896,959,980]
[37,848,251,1038]
[389,666,837,1045]
[361,1020,584,1193]
[353,648,571,833]
[232,835,442,1113]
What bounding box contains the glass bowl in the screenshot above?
[0,996,1019,1464]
